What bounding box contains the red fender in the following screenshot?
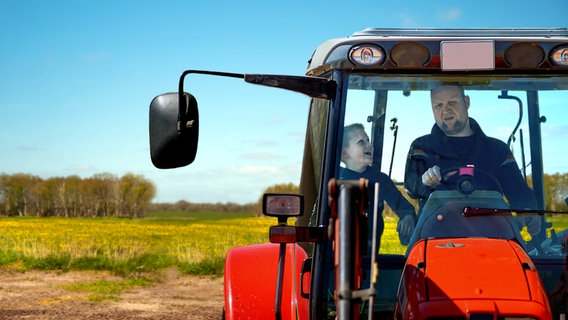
[224,243,309,320]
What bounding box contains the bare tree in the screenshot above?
[0,173,156,217]
[544,172,568,211]
[0,174,41,216]
[120,173,156,218]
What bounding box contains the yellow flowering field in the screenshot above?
[381,217,407,254]
[0,216,274,274]
[0,215,406,275]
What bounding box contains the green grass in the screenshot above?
[61,277,154,302]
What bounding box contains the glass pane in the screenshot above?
[341,75,568,257]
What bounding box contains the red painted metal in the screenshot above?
[224,243,309,320]
[396,238,552,320]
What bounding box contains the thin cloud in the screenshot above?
[65,164,97,173]
[438,8,461,22]
[397,13,417,27]
[82,53,108,64]
[254,139,280,147]
[240,152,281,160]
[230,165,279,175]
[290,130,305,138]
[542,125,568,139]
[16,145,44,152]
[280,162,302,176]
[270,115,284,124]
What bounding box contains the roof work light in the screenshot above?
[349,45,385,66]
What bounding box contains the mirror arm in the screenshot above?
[177,70,245,133]
[244,74,336,99]
[176,71,336,133]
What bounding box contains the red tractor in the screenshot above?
[149,28,568,319]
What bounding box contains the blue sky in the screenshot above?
[1,1,567,204]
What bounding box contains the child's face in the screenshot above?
[342,128,373,172]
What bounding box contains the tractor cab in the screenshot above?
[149,28,568,319]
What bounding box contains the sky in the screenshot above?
[1,1,567,204]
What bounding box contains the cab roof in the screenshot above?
[306,27,568,76]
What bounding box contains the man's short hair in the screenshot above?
[430,85,466,99]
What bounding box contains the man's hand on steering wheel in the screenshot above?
[423,165,504,195]
[422,165,441,188]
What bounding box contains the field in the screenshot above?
[0,212,272,319]
[0,212,405,319]
[1,212,563,319]
[0,212,275,276]
[7,210,561,277]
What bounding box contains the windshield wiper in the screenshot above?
[462,207,568,217]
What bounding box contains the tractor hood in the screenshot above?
[424,238,531,301]
[398,238,550,319]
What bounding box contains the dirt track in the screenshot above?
[0,268,224,319]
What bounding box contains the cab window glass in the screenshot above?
[343,75,568,255]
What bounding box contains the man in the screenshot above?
[341,123,416,250]
[404,85,540,236]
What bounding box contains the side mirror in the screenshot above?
[149,92,199,169]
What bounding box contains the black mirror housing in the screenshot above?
[149,92,199,169]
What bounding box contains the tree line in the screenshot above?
[0,173,292,218]
[148,182,300,216]
[147,200,256,213]
[1,172,566,218]
[0,173,155,218]
[542,173,568,211]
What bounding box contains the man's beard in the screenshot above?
[440,119,466,136]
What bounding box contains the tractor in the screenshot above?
[149,28,568,319]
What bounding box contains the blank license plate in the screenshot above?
[441,40,495,71]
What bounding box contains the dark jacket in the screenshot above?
[404,118,537,212]
[340,166,415,249]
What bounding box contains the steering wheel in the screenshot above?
[438,166,504,195]
[437,166,546,254]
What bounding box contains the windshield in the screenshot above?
[340,74,568,257]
